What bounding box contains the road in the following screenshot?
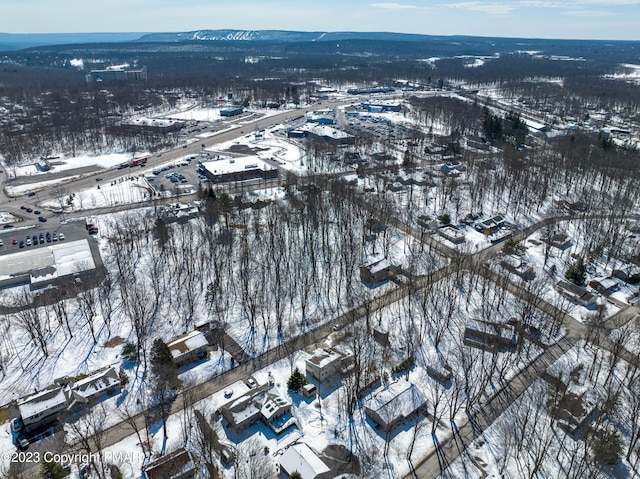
[4,99,640,478]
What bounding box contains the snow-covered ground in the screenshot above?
[443,341,640,479]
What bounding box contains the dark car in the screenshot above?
[32,235,38,244]
[95,177,102,182]
[33,210,41,215]
[19,240,24,248]
[27,192,36,197]
[25,208,32,213]
[39,216,47,222]
[3,223,13,229]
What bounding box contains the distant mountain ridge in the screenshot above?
[137,29,462,43]
[0,29,472,51]
[0,32,148,50]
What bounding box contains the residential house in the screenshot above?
[305,348,345,382]
[475,214,506,234]
[613,265,640,284]
[463,319,518,352]
[143,448,197,479]
[364,380,427,432]
[68,367,121,410]
[438,226,465,244]
[547,233,572,250]
[168,330,209,367]
[500,255,535,280]
[221,384,296,434]
[417,215,438,231]
[588,277,619,295]
[550,392,598,435]
[360,258,395,285]
[555,281,597,307]
[18,385,70,432]
[279,443,331,479]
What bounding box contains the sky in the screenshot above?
[3,0,640,41]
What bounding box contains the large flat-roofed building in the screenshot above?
[0,239,100,290]
[122,118,185,133]
[299,124,355,146]
[220,107,244,117]
[87,66,147,82]
[200,156,278,183]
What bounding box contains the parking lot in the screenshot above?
[145,155,208,194]
[0,222,92,256]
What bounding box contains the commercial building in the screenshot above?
[87,66,147,82]
[0,238,102,291]
[220,107,244,117]
[199,156,278,183]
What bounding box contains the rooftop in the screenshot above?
[279,443,331,479]
[200,156,276,176]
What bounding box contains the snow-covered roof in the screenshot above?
[299,123,352,139]
[260,395,291,422]
[200,156,276,175]
[279,443,330,479]
[18,385,69,421]
[72,367,120,398]
[0,239,96,285]
[590,277,618,290]
[364,381,427,428]
[306,348,343,369]
[167,330,208,360]
[364,258,391,274]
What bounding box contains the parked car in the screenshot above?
[246,378,257,389]
[3,223,13,228]
[12,238,17,245]
[27,192,36,197]
[25,207,32,213]
[10,417,23,433]
[39,216,47,222]
[33,210,41,215]
[58,233,65,241]
[19,241,24,248]
[26,238,31,246]
[52,232,58,241]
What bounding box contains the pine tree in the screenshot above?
[287,367,307,393]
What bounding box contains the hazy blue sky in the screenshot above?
[3,0,639,40]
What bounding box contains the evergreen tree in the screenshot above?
[287,367,307,393]
[121,341,138,363]
[150,338,180,389]
[40,459,67,479]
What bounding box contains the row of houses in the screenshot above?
[15,367,122,433]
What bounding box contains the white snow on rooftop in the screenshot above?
[201,156,276,175]
[279,443,330,479]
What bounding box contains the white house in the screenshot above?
[364,380,427,431]
[279,443,331,479]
